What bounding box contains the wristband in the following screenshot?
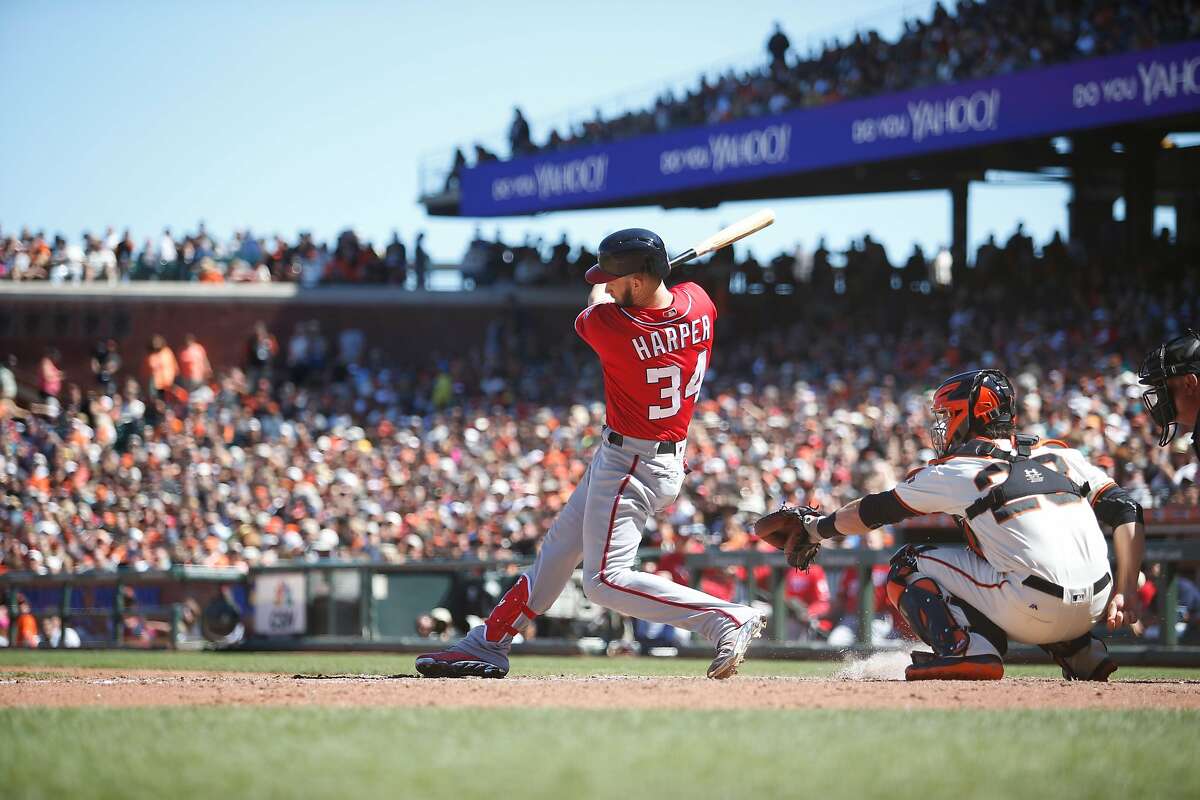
[817,513,840,539]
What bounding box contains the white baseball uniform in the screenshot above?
[892,438,1115,650]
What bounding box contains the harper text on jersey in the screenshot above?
[630,315,713,361]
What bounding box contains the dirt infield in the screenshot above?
[2,666,1199,710]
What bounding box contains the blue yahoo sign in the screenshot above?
[458,41,1200,216]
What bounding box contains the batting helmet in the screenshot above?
[585,228,670,284]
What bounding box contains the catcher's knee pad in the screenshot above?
[894,575,970,658]
[888,544,921,606]
[1040,633,1117,681]
[484,575,538,643]
[885,544,932,610]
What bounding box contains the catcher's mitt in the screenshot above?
[754,505,823,570]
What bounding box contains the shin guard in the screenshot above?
[895,577,970,658]
[1040,633,1117,681]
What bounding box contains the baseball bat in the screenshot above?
[668,209,775,269]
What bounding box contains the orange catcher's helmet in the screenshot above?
[930,369,1017,456]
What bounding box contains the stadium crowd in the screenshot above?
[1,215,1178,295]
[0,224,436,288]
[1,224,1196,642]
[491,0,1200,160]
[0,223,625,289]
[1,249,1195,565]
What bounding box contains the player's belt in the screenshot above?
[1022,572,1111,601]
[605,430,679,455]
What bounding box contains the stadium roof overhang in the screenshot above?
[422,41,1200,218]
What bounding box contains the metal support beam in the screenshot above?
[855,550,876,647]
[113,582,125,646]
[1176,190,1199,250]
[6,592,17,648]
[1160,563,1180,647]
[950,179,969,275]
[1123,131,1159,257]
[771,568,787,641]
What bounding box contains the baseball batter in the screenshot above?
[757,369,1145,681]
[417,228,765,680]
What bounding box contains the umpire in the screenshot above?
[1139,328,1200,462]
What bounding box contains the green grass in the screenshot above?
[1,706,1197,800]
[3,651,1198,799]
[1,649,1199,680]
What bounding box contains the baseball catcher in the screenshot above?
[756,369,1145,681]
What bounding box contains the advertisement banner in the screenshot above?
[459,41,1200,216]
[253,572,306,636]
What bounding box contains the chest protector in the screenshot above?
[958,435,1091,521]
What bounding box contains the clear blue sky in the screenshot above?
[0,0,1073,265]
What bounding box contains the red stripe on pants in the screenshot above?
[917,553,1007,590]
[598,454,739,626]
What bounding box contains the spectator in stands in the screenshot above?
[40,614,81,648]
[414,232,429,289]
[783,563,832,640]
[91,339,121,396]
[287,322,311,385]
[158,228,177,273]
[0,231,1195,594]
[178,334,212,390]
[133,239,156,279]
[767,22,790,70]
[385,232,408,286]
[975,233,1001,277]
[472,4,1198,162]
[120,586,159,647]
[245,321,278,383]
[509,107,532,156]
[144,334,178,400]
[901,244,928,291]
[335,327,365,378]
[197,258,225,283]
[37,349,62,403]
[115,229,135,277]
[14,596,40,647]
[446,148,467,192]
[0,355,16,403]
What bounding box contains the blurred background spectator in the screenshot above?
[0,231,1195,581]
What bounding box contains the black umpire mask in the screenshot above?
[1138,329,1200,461]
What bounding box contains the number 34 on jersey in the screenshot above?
[647,352,707,420]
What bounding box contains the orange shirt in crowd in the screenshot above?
[16,613,39,647]
[147,347,178,391]
[179,342,210,384]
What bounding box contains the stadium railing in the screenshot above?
[3,541,1198,661]
[0,565,245,650]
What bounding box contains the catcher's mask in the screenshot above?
[1138,329,1200,449]
[930,369,1016,457]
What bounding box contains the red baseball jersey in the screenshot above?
[574,282,716,441]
